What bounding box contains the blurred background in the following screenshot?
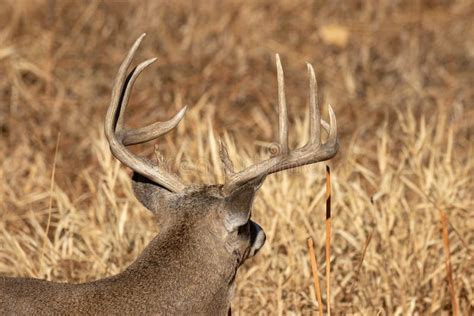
[0,0,472,314]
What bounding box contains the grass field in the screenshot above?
[0,1,473,314]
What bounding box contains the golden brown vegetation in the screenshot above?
[0,0,472,314]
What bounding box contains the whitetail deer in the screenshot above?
[0,34,338,315]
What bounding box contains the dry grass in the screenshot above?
[1,0,473,314]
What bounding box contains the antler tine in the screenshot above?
[115,57,187,145]
[116,57,157,132]
[106,34,146,136]
[219,139,235,180]
[276,54,289,155]
[105,34,186,192]
[327,104,337,145]
[122,106,187,145]
[222,57,338,194]
[307,63,321,146]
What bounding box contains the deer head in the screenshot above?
[104,34,337,275]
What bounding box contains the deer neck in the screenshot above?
[104,223,238,310]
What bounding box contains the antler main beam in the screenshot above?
[105,34,186,192]
[221,55,338,194]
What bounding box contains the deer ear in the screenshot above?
[131,172,176,215]
[223,176,265,232]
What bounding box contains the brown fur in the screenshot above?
[1,33,337,314]
[0,173,266,315]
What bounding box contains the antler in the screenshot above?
[105,34,186,192]
[221,54,338,194]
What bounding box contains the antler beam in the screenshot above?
[104,34,186,192]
